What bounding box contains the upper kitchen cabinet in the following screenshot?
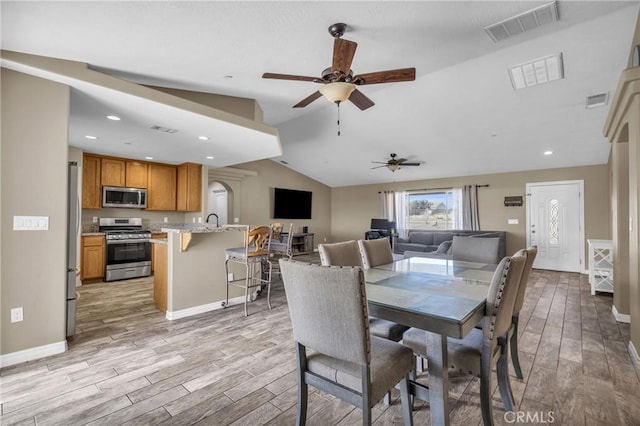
[176,162,202,212]
[147,163,177,211]
[101,158,126,187]
[82,154,102,209]
[126,161,148,188]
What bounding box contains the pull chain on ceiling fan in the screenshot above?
[262,23,416,135]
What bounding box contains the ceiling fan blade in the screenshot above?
[349,89,375,111]
[400,162,421,166]
[371,161,389,164]
[262,72,321,82]
[395,158,408,163]
[293,91,323,108]
[371,165,388,169]
[332,38,357,74]
[353,67,416,85]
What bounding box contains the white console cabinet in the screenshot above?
[588,239,614,296]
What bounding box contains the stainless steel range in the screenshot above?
[99,218,152,282]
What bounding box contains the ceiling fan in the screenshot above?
[262,23,416,111]
[372,153,421,172]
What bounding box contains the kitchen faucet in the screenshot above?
[206,213,219,227]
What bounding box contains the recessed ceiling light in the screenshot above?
[85,135,98,140]
[106,115,121,121]
[544,151,553,156]
[198,136,209,141]
[223,75,233,79]
[145,156,154,160]
[206,156,214,160]
[124,142,132,145]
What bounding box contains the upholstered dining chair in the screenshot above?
[358,237,394,269]
[505,246,538,379]
[318,240,363,267]
[279,259,414,426]
[224,225,273,316]
[402,252,527,426]
[451,235,500,264]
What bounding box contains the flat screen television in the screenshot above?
[370,218,389,230]
[273,188,312,219]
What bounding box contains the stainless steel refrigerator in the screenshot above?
[66,162,80,337]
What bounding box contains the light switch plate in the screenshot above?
[508,219,519,225]
[13,216,49,231]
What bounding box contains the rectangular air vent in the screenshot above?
[586,93,609,109]
[509,53,564,90]
[485,1,558,42]
[150,125,178,133]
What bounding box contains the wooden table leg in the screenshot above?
[426,332,449,426]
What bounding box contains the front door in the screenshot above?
[526,180,584,272]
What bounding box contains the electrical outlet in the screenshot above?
[164,217,168,223]
[92,216,98,223]
[11,307,23,323]
[198,217,202,223]
[192,217,196,223]
[234,217,239,223]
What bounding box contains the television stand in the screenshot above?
[282,232,314,256]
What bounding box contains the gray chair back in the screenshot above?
[485,252,526,342]
[358,238,394,269]
[279,259,370,365]
[512,246,538,314]
[452,236,500,264]
[318,240,363,267]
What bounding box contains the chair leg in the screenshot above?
[244,262,250,317]
[399,376,414,426]
[223,259,230,308]
[497,339,515,412]
[266,259,272,310]
[295,343,308,426]
[510,315,523,379]
[480,342,495,426]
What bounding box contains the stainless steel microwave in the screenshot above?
[102,186,147,209]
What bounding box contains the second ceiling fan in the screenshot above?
[262,23,416,110]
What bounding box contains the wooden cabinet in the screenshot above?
[81,235,105,281]
[151,233,167,272]
[82,154,102,209]
[153,242,168,313]
[101,158,126,187]
[176,162,202,212]
[285,233,314,256]
[126,161,148,188]
[147,164,177,210]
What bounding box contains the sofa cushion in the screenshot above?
[469,232,500,238]
[435,240,453,254]
[409,232,433,245]
[395,242,427,253]
[433,233,453,245]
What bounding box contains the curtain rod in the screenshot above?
[378,184,489,193]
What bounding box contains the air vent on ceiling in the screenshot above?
[484,1,559,42]
[509,53,564,90]
[150,125,178,133]
[586,93,609,109]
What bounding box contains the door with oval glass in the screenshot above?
[526,180,584,272]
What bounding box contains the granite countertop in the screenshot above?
[82,232,105,236]
[161,224,248,234]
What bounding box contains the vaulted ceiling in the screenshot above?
[2,1,638,187]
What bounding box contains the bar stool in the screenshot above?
[223,225,273,316]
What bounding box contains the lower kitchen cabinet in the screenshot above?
[153,242,168,313]
[81,235,105,281]
[151,233,167,272]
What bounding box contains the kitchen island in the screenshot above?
[153,224,252,319]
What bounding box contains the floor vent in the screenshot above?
[484,1,559,42]
[150,125,178,133]
[586,93,609,109]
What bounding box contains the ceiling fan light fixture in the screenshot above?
[387,163,400,172]
[319,82,356,103]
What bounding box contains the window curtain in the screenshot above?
[394,191,407,237]
[379,190,395,220]
[453,185,480,230]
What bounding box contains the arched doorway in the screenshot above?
[208,181,230,225]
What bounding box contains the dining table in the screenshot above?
[364,256,498,426]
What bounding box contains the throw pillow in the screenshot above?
[436,240,452,254]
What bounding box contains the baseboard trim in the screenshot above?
[0,341,67,368]
[628,341,640,371]
[612,305,631,323]
[166,295,246,320]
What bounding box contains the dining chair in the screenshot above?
[451,235,500,263]
[358,237,394,269]
[505,245,538,379]
[318,240,363,267]
[224,225,273,316]
[269,222,293,281]
[402,252,527,426]
[279,259,414,426]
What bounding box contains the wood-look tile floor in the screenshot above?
[2,264,640,425]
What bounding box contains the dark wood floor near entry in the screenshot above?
[1,258,640,425]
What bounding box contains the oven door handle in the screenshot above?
[106,239,151,245]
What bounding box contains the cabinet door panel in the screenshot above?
[176,163,202,212]
[101,158,126,187]
[126,161,148,188]
[81,236,105,280]
[147,164,177,211]
[82,154,102,209]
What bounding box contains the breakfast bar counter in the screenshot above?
[153,224,250,319]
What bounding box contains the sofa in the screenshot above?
[394,230,507,261]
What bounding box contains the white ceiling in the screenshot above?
[2,1,638,187]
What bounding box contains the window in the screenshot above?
[405,190,456,230]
